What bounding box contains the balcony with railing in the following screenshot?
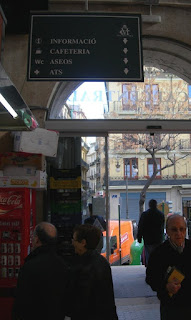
[89,160,96,166]
[81,159,89,170]
[81,140,90,151]
[82,180,89,189]
[95,172,101,178]
[95,157,100,163]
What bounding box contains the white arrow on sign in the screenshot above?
[123,38,128,44]
[123,58,128,64]
[123,48,128,54]
[124,68,129,74]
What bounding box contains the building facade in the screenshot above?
[104,73,191,222]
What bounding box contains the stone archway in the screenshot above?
[143,36,191,84]
[48,81,83,118]
[48,36,191,118]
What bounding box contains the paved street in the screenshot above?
[112,265,160,320]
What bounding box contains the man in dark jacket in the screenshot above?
[13,222,69,320]
[84,204,106,231]
[146,214,191,319]
[71,224,118,320]
[137,199,165,266]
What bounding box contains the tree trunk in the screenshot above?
[139,191,145,215]
[139,172,157,218]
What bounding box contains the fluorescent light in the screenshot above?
[0,93,18,118]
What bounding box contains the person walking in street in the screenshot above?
[137,199,165,266]
[84,203,106,253]
[12,222,70,320]
[146,214,191,319]
[84,203,106,231]
[70,224,118,320]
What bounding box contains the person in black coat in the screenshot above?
[12,222,70,320]
[137,199,165,266]
[84,203,106,253]
[70,224,118,320]
[146,214,191,319]
[84,204,106,231]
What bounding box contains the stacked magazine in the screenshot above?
[166,266,185,297]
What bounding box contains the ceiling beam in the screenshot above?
[45,119,191,135]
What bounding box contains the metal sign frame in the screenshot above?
[28,13,143,82]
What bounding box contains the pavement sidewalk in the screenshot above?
[111,265,160,320]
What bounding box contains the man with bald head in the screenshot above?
[32,222,57,250]
[13,222,69,320]
[146,214,191,319]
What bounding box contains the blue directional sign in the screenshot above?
[28,13,143,81]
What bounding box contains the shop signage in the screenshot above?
[28,13,143,81]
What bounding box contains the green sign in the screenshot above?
[28,13,143,81]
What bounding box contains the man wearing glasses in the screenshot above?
[146,214,191,319]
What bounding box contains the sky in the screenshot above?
[67,81,107,119]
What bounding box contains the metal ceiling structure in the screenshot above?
[2,0,191,133]
[0,3,40,131]
[0,63,38,131]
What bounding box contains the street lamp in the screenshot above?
[115,159,138,219]
[125,160,129,219]
[115,158,137,264]
[115,159,120,173]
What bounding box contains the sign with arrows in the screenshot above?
[28,13,143,81]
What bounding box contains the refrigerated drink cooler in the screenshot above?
[0,188,36,320]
